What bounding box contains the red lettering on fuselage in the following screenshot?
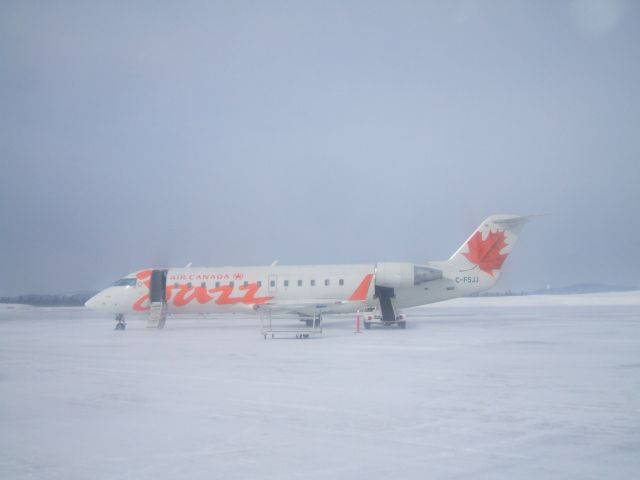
[172,285,214,307]
[132,269,272,311]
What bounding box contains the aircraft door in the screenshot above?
[148,269,168,329]
[149,269,168,303]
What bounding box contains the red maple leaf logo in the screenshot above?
[462,229,509,276]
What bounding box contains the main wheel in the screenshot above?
[115,323,126,331]
[397,321,406,329]
[364,321,372,330]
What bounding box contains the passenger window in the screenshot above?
[187,282,192,289]
[324,279,330,286]
[310,280,316,286]
[229,281,234,288]
[297,280,302,287]
[215,281,220,288]
[284,280,289,287]
[243,281,249,287]
[339,279,344,286]
[200,282,206,288]
[270,280,275,287]
[174,282,179,289]
[257,281,262,287]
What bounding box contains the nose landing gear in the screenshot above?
[114,313,126,331]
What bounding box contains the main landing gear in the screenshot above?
[114,313,126,331]
[304,317,322,328]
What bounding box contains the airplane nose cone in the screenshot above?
[85,295,99,309]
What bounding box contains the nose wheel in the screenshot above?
[114,313,126,331]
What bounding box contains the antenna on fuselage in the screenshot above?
[270,260,278,266]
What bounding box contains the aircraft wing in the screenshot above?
[254,298,358,315]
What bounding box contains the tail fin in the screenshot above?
[441,214,530,292]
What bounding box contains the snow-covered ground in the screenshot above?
[0,303,33,312]
[1,292,639,480]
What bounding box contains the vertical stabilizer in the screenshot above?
[443,214,530,292]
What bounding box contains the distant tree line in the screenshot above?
[468,290,527,297]
[479,290,527,297]
[0,292,97,307]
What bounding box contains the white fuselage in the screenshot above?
[85,214,530,320]
[85,263,462,316]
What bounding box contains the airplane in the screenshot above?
[85,214,530,330]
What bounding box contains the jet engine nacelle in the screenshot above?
[374,262,415,288]
[375,262,443,288]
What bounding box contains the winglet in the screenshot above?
[349,274,374,301]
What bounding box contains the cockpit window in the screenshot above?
[111,278,137,287]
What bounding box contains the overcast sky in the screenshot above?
[1,0,639,296]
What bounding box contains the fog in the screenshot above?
[1,0,639,296]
